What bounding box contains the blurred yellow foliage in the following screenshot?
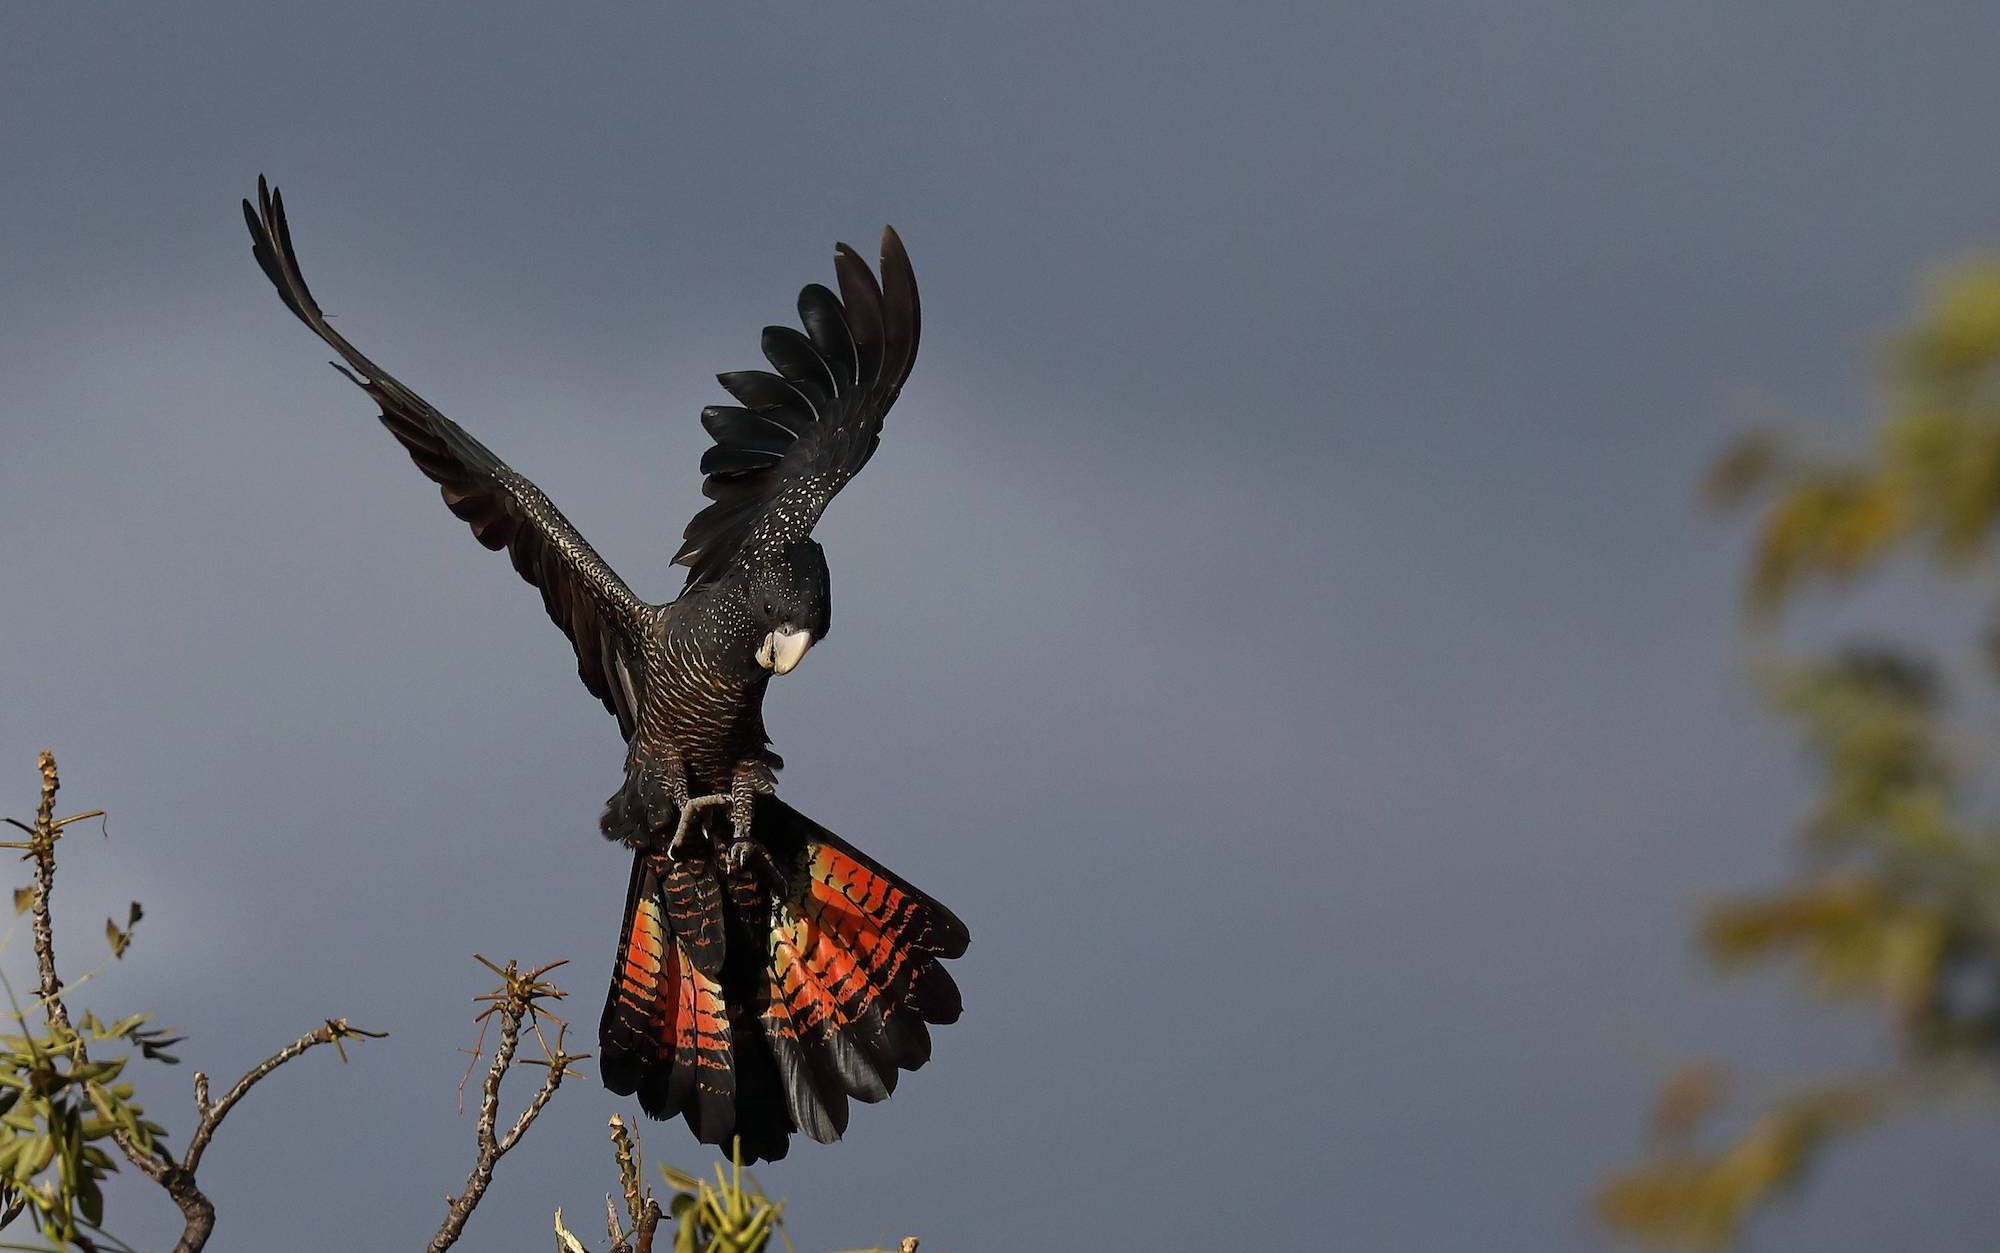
[1599,255,2000,1248]
[1597,1083,1880,1251]
[1725,257,2000,611]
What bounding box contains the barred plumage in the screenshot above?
[244,177,965,1162]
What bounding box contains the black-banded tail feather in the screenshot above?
[598,852,734,1134]
[598,795,966,1162]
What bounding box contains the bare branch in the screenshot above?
[596,1195,662,1253]
[453,1012,491,1115]
[610,1114,643,1230]
[427,957,581,1253]
[29,750,72,1032]
[626,1199,663,1253]
[493,1061,563,1157]
[181,1018,387,1175]
[474,1005,517,1159]
[596,1114,661,1253]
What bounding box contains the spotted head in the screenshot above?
[746,538,831,676]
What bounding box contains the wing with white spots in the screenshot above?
[245,177,652,736]
[674,229,921,588]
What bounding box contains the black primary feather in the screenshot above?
[676,230,921,586]
[240,177,653,738]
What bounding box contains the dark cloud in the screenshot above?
[6,3,2000,1248]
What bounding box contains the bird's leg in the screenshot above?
[720,764,784,888]
[633,748,729,859]
[666,791,729,859]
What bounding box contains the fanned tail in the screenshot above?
[597,797,968,1162]
[598,849,733,1139]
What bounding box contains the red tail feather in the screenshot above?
[597,798,966,1162]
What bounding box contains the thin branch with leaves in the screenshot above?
[1,751,381,1253]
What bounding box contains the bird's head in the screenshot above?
[747,538,831,676]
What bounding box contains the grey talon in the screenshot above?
[666,792,729,858]
[723,838,787,891]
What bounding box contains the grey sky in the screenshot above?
[6,3,2000,1249]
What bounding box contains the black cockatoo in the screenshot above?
[243,178,967,1162]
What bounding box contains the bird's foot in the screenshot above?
[719,765,783,888]
[666,792,729,859]
[721,836,788,891]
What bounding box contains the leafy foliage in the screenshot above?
[560,1120,933,1253]
[0,754,379,1253]
[0,1009,176,1248]
[654,1152,788,1253]
[0,756,175,1251]
[1711,258,2000,606]
[1598,257,2000,1247]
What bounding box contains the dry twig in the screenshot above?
[17,751,379,1253]
[427,955,585,1253]
[603,1114,662,1253]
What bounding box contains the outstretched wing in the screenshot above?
[675,229,921,587]
[244,177,651,736]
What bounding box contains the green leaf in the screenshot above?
[16,1136,48,1183]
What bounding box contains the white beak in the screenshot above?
[757,627,813,676]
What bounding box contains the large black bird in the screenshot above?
[243,178,968,1162]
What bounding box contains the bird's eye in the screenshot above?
[763,603,774,615]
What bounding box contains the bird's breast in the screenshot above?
[636,631,772,791]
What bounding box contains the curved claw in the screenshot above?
[665,792,730,858]
[722,837,789,892]
[720,766,784,888]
